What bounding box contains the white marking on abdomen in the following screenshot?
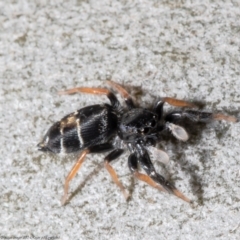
[76,118,84,148]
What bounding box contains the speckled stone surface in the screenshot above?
[1,1,240,239]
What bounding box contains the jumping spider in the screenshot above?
[37,81,237,205]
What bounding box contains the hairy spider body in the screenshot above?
[39,104,118,154]
[38,81,237,205]
[118,108,158,142]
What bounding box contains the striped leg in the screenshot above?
[128,152,191,203]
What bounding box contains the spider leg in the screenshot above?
[212,113,237,123]
[165,110,237,123]
[161,97,197,108]
[130,150,191,203]
[151,173,191,203]
[59,87,120,109]
[106,80,135,109]
[153,98,197,119]
[104,149,129,200]
[128,153,166,193]
[164,110,237,141]
[61,143,113,205]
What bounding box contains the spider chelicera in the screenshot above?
[37,81,237,205]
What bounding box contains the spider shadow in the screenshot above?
[159,116,233,205]
[65,159,135,205]
[65,161,103,205]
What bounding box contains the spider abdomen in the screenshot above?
[38,104,118,154]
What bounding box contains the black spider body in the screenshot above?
[38,81,236,205]
[39,104,118,154]
[118,108,158,143]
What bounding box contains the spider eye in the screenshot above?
[138,127,150,134]
[150,119,156,127]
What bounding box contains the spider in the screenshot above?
[37,81,237,205]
